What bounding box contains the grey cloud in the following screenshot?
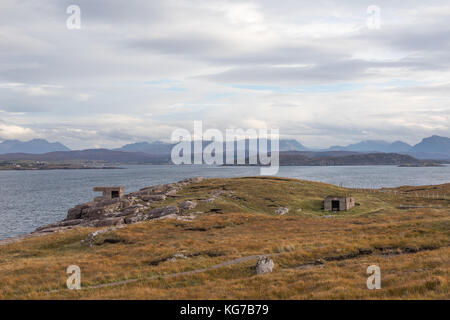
[1,0,450,148]
[201,60,375,84]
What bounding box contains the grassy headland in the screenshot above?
[0,177,448,299]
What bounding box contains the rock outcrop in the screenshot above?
[180,200,197,211]
[33,177,204,234]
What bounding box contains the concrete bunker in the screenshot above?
[324,196,355,212]
[93,186,124,201]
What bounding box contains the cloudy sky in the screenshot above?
[0,0,449,149]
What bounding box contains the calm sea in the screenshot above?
[0,165,449,240]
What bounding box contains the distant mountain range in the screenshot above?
[327,140,413,153]
[114,139,308,154]
[326,135,450,160]
[110,135,450,160]
[0,139,70,154]
[0,135,449,160]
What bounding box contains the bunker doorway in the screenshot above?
[332,200,340,211]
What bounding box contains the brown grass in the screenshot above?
[0,177,448,299]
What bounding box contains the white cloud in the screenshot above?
[0,121,35,140]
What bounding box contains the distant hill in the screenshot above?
[328,140,413,153]
[114,141,174,155]
[279,139,308,151]
[408,136,450,160]
[411,135,450,154]
[279,152,426,166]
[0,139,70,154]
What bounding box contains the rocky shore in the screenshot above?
[33,177,204,235]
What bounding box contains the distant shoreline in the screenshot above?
[0,166,124,171]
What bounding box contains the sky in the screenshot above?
[0,0,449,149]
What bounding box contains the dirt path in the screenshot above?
[90,254,266,289]
[46,254,273,293]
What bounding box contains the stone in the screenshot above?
[90,217,124,227]
[146,206,179,219]
[84,228,109,247]
[314,259,325,265]
[180,200,197,211]
[256,257,274,275]
[34,219,84,232]
[275,207,289,215]
[124,213,144,224]
[66,204,92,220]
[168,253,188,261]
[121,205,143,216]
[176,215,197,221]
[165,189,179,196]
[67,207,82,220]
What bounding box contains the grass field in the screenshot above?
[0,177,448,299]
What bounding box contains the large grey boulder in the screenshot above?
[66,204,91,220]
[256,257,274,275]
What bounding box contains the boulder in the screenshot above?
[165,189,179,196]
[256,257,274,275]
[121,205,144,216]
[168,253,188,261]
[124,213,144,224]
[83,228,114,247]
[90,217,124,227]
[146,206,179,219]
[34,219,84,232]
[66,204,91,220]
[275,207,289,215]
